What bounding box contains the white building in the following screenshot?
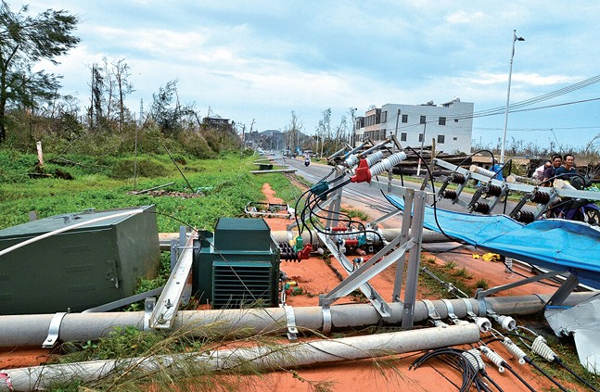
[354,98,474,154]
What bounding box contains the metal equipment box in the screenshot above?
[192,218,280,308]
[0,205,160,315]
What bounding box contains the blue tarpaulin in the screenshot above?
[385,194,600,288]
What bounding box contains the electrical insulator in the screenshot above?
[463,349,485,371]
[343,154,360,168]
[369,152,407,177]
[442,190,457,200]
[531,335,558,362]
[474,317,492,333]
[472,202,491,214]
[488,311,516,331]
[514,210,535,223]
[486,184,503,197]
[502,337,527,365]
[531,191,550,204]
[497,315,516,331]
[350,152,407,183]
[451,172,466,184]
[480,346,506,373]
[470,165,497,178]
[278,242,299,262]
[364,151,384,167]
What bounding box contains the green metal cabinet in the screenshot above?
[0,205,160,315]
[192,218,280,308]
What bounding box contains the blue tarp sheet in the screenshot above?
[386,194,600,289]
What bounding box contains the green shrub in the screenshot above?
[176,130,216,158]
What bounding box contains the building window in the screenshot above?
[400,132,407,142]
[454,119,459,122]
[439,117,446,126]
[453,136,457,141]
[420,116,426,124]
[437,135,445,144]
[381,111,387,123]
[402,114,408,123]
[418,133,423,142]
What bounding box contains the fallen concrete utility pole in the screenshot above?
[0,324,480,392]
[0,293,594,348]
[159,228,449,250]
[270,227,449,246]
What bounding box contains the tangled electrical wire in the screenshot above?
[293,163,385,251]
[410,347,502,392]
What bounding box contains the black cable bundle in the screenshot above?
[410,348,502,392]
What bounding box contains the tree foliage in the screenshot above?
[149,79,194,135]
[0,1,79,142]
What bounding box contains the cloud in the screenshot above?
[19,0,600,146]
[446,10,486,24]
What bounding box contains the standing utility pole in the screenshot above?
[500,30,525,164]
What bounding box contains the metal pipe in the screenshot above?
[0,324,480,392]
[0,293,594,348]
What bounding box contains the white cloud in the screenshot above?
[18,0,600,146]
[446,10,486,24]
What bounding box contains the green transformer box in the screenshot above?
[0,205,160,315]
[192,218,280,308]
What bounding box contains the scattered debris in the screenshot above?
[251,168,297,174]
[129,190,203,198]
[245,201,294,219]
[131,182,175,195]
[472,253,501,262]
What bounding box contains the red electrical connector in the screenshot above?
[345,239,359,247]
[350,159,372,183]
[297,244,312,260]
[331,226,348,232]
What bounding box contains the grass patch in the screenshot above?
[474,278,490,290]
[443,261,458,270]
[340,206,369,221]
[0,151,302,233]
[452,267,473,279]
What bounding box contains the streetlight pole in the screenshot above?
[500,29,525,164]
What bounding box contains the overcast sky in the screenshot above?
[23,1,600,151]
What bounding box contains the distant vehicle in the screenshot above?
[548,198,600,225]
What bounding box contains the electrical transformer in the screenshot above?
[0,205,160,315]
[192,217,280,308]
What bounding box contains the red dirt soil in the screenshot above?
[0,183,587,391]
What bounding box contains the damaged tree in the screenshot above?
[0,1,79,143]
